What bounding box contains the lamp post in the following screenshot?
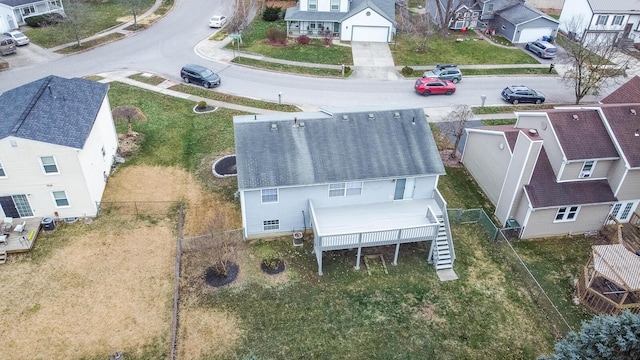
[278,92,282,105]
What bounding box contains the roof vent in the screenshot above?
[342,115,349,121]
[393,112,401,119]
[631,109,637,115]
[529,129,538,135]
[368,113,375,120]
[299,121,305,127]
[572,114,579,120]
[271,123,277,131]
[635,129,639,137]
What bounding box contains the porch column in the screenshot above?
[355,246,362,270]
[393,243,400,266]
[316,247,323,276]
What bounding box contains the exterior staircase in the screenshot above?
[433,214,455,270]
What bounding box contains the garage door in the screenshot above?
[518,28,553,43]
[351,26,389,42]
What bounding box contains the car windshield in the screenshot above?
[211,17,221,21]
[431,68,443,75]
[200,69,214,77]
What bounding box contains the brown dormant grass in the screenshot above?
[0,164,243,359]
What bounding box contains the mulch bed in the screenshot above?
[193,105,218,114]
[260,259,286,275]
[204,261,239,287]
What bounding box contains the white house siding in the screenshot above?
[520,203,612,238]
[558,159,613,181]
[461,130,511,204]
[242,176,438,237]
[342,8,392,42]
[617,169,640,201]
[513,192,530,227]
[607,158,627,197]
[0,137,95,219]
[495,133,542,224]
[299,0,348,13]
[0,5,17,32]
[76,97,118,208]
[558,0,593,35]
[517,113,565,176]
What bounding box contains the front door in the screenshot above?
[623,24,632,38]
[393,178,415,200]
[609,201,638,223]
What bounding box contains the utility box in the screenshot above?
[506,218,520,228]
[41,217,56,231]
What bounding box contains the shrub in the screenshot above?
[262,6,282,22]
[401,66,414,76]
[25,13,64,27]
[196,101,207,109]
[266,27,287,45]
[297,35,310,45]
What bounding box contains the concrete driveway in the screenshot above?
[350,42,398,80]
[0,43,62,70]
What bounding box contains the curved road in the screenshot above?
[0,0,603,108]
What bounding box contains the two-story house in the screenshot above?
[0,0,64,33]
[461,103,640,239]
[284,0,395,42]
[559,0,640,47]
[233,107,455,275]
[427,0,559,43]
[0,75,118,221]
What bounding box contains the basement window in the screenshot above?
[263,220,280,230]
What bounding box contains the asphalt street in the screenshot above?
[0,0,619,108]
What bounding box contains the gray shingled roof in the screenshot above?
[234,107,445,190]
[497,3,559,25]
[285,0,395,24]
[0,75,108,149]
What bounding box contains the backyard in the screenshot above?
[0,83,597,359]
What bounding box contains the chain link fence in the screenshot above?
[99,200,181,218]
[448,208,574,337]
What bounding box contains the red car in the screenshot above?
[414,77,456,96]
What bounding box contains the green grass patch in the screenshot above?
[129,73,166,85]
[230,19,353,64]
[25,0,155,48]
[438,166,495,214]
[55,33,124,54]
[204,224,556,359]
[168,83,301,112]
[392,33,537,66]
[107,82,243,171]
[482,119,517,126]
[232,56,351,77]
[472,104,558,115]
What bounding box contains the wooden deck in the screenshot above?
[601,212,640,254]
[0,217,43,254]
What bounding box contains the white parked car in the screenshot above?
[208,15,227,28]
[3,30,29,46]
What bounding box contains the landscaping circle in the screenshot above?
[204,261,239,287]
[212,155,237,177]
[260,258,286,275]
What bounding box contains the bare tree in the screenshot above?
[228,0,257,35]
[442,104,473,159]
[205,213,239,278]
[399,12,438,53]
[433,0,465,34]
[62,0,93,47]
[119,0,146,27]
[561,17,631,104]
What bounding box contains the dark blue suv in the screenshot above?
[180,64,221,88]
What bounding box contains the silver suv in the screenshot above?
[422,64,462,83]
[525,40,556,59]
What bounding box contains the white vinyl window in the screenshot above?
[329,181,363,197]
[612,15,624,25]
[580,160,595,178]
[309,0,317,10]
[330,0,339,11]
[0,160,5,177]
[52,191,70,207]
[263,220,280,230]
[261,188,278,203]
[596,15,608,25]
[486,3,494,12]
[554,206,580,222]
[40,156,59,174]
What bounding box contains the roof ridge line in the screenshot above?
[11,76,52,134]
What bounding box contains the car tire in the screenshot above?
[525,44,530,50]
[182,76,190,83]
[422,90,431,96]
[452,78,459,84]
[204,82,211,89]
[538,51,543,58]
[445,90,453,95]
[512,99,519,105]
[535,99,542,104]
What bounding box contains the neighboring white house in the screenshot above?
[284,0,395,42]
[0,0,64,32]
[426,0,559,43]
[461,101,640,239]
[559,0,640,46]
[0,75,118,221]
[233,107,455,275]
